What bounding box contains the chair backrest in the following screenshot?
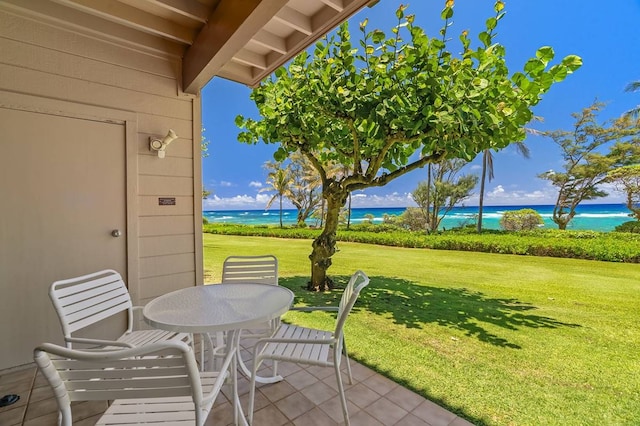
[221,255,278,285]
[34,341,203,425]
[334,270,370,343]
[50,269,133,347]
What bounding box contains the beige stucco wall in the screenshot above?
[0,10,203,366]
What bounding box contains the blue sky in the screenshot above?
[202,0,640,211]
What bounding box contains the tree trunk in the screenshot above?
[425,164,432,233]
[477,153,487,233]
[279,195,283,228]
[307,190,347,291]
[553,206,575,230]
[346,193,352,230]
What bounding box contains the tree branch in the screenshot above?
[349,150,445,191]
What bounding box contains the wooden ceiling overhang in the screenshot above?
[0,0,375,93]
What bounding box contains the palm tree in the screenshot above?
[262,162,291,228]
[476,142,530,232]
[624,80,640,119]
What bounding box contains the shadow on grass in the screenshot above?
[280,274,581,426]
[280,274,580,350]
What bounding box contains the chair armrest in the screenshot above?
[65,337,134,348]
[289,306,339,312]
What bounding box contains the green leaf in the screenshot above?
[549,64,568,82]
[535,46,555,64]
[478,31,491,47]
[562,55,583,72]
[524,58,545,76]
[441,7,454,20]
[486,17,497,31]
[472,78,489,89]
[371,30,386,44]
[274,148,287,162]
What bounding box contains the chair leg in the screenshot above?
[342,338,353,385]
[248,354,263,425]
[334,361,350,426]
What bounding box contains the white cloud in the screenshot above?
[203,193,291,210]
[249,181,263,188]
[489,185,505,195]
[219,181,233,187]
[350,192,416,208]
[465,181,626,206]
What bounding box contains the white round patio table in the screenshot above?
[143,283,294,425]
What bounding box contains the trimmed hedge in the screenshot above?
[202,223,640,263]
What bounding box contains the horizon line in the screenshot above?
[204,202,625,212]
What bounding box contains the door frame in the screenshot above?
[0,91,140,301]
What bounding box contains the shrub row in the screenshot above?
[202,223,640,263]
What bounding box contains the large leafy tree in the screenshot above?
[539,102,639,229]
[412,159,478,233]
[237,1,581,290]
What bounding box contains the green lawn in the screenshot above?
[203,234,640,425]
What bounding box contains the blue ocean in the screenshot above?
[204,204,633,232]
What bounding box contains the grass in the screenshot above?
[203,233,640,425]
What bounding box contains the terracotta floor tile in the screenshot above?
[300,380,338,405]
[23,397,58,422]
[363,397,408,426]
[275,391,316,420]
[286,369,319,390]
[385,385,426,412]
[0,368,36,387]
[411,399,457,426]
[292,407,338,426]
[259,380,297,403]
[348,408,385,426]
[318,394,360,423]
[252,404,289,426]
[0,405,26,426]
[345,383,382,409]
[362,372,399,396]
[394,413,431,426]
[22,411,59,426]
[448,416,476,426]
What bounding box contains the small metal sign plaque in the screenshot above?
[158,197,176,206]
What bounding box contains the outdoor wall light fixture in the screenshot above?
[149,129,178,158]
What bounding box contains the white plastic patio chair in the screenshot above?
[34,339,237,426]
[222,255,280,337]
[218,255,282,381]
[248,270,370,426]
[49,269,190,349]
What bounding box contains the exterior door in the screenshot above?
[0,108,127,369]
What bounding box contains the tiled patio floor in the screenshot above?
[0,341,473,426]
